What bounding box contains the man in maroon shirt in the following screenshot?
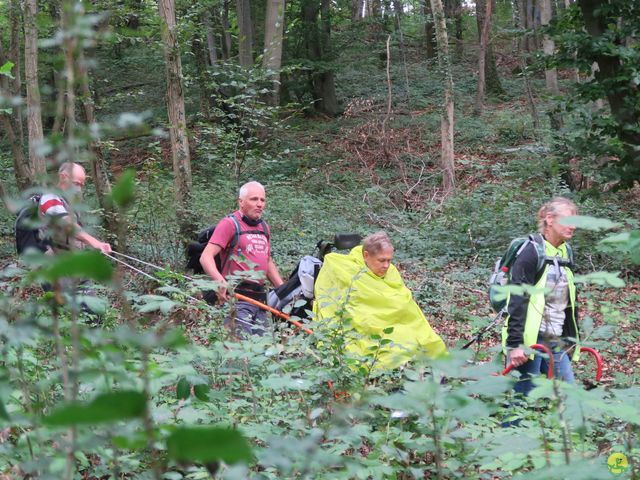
[200,181,283,335]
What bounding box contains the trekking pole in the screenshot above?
[233,293,313,335]
[462,310,507,350]
[109,251,196,280]
[107,251,310,333]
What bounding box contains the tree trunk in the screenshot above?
[474,0,492,114]
[317,0,338,115]
[158,0,195,242]
[446,0,463,59]
[429,0,455,195]
[9,0,24,145]
[476,0,504,96]
[0,46,31,190]
[263,0,286,105]
[236,0,254,66]
[302,0,338,116]
[0,116,32,190]
[77,45,125,250]
[423,0,436,59]
[192,34,212,119]
[525,0,539,51]
[392,0,410,96]
[62,1,78,141]
[0,52,31,189]
[24,0,47,179]
[352,0,363,20]
[539,0,560,94]
[577,0,640,183]
[517,0,528,52]
[221,1,232,60]
[370,0,382,18]
[204,11,218,66]
[511,0,520,53]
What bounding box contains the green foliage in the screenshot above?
[166,427,252,464]
[549,1,640,185]
[35,250,113,283]
[1,1,639,478]
[109,168,137,209]
[43,391,147,426]
[562,215,622,231]
[0,61,14,78]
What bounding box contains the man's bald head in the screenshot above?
[239,181,265,200]
[58,162,86,192]
[238,181,266,221]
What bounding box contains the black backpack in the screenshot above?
[15,194,51,255]
[186,214,270,274]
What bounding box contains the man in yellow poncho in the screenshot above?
[313,231,447,369]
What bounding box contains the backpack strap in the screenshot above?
[529,233,574,282]
[227,213,243,256]
[226,213,270,257]
[565,242,574,267]
[261,220,270,239]
[528,233,548,276]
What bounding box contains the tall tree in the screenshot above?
[221,0,232,60]
[236,0,254,66]
[475,0,504,96]
[263,0,286,105]
[445,0,463,59]
[77,43,124,249]
[9,0,24,144]
[0,73,31,189]
[474,0,492,114]
[429,0,455,194]
[203,10,218,66]
[539,0,560,94]
[423,0,436,59]
[158,0,194,241]
[575,0,640,184]
[392,0,410,95]
[24,0,46,178]
[369,0,382,18]
[302,0,338,116]
[352,0,363,20]
[524,0,538,51]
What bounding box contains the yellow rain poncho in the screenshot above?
[313,246,447,369]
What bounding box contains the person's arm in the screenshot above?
[506,243,539,367]
[200,241,229,302]
[75,229,112,253]
[266,257,283,288]
[41,195,111,253]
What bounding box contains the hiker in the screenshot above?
[314,231,447,369]
[40,162,112,254]
[503,197,580,396]
[199,181,283,335]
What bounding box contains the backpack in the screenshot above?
[267,255,323,318]
[488,233,574,313]
[266,234,363,319]
[186,214,270,275]
[15,194,51,255]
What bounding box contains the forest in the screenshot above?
[0,0,639,478]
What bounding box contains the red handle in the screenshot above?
[234,293,314,335]
[580,347,603,382]
[500,343,554,378]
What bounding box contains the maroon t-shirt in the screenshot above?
[209,211,270,284]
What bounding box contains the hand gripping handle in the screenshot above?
[500,344,554,378]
